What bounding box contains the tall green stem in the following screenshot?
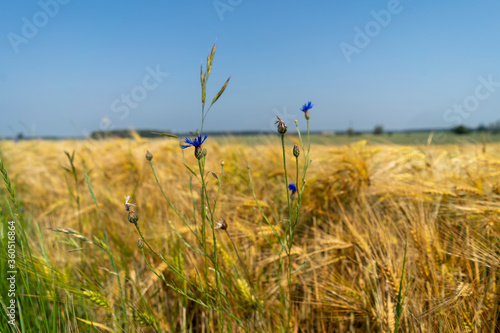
[307,119,310,155]
[280,133,293,327]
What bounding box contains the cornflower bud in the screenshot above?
[195,146,204,160]
[128,210,139,224]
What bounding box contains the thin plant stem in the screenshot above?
[198,157,223,332]
[149,160,202,246]
[198,159,209,283]
[280,133,293,327]
[133,222,216,300]
[225,229,251,288]
[82,167,127,328]
[307,118,310,155]
[182,147,198,233]
[201,163,227,321]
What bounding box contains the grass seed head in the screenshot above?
[83,290,110,309]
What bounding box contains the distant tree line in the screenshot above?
[452,121,500,135]
[85,120,500,139]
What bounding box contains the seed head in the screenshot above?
[293,144,300,157]
[145,151,153,161]
[275,116,287,134]
[128,210,139,224]
[215,219,228,230]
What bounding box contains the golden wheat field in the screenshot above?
[1,136,500,332]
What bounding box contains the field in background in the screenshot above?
[214,131,500,146]
[1,137,500,332]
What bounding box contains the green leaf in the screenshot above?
[64,150,72,162]
[152,132,179,138]
[292,254,313,275]
[61,166,71,174]
[210,77,231,106]
[184,164,198,178]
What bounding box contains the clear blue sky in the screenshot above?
[1,0,500,137]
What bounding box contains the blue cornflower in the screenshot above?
[300,102,313,120]
[181,133,207,149]
[288,183,298,200]
[300,101,314,112]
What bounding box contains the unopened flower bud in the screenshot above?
[203,148,207,157]
[293,144,300,157]
[221,161,225,166]
[145,151,153,161]
[137,238,144,249]
[128,211,139,224]
[195,146,204,160]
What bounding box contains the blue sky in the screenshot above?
[1,0,500,137]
